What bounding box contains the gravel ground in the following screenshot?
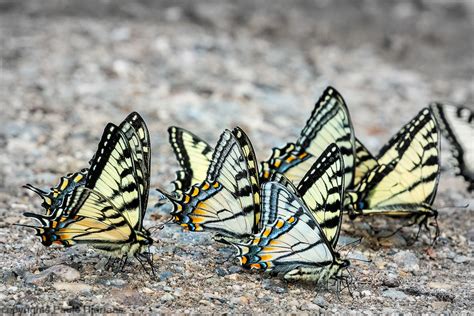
[1,0,473,314]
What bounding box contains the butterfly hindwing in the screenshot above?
[430,103,474,191]
[232,145,348,283]
[353,138,378,187]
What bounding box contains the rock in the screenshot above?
[382,273,400,288]
[215,267,227,277]
[159,271,174,281]
[361,290,372,297]
[431,301,449,310]
[312,295,328,308]
[393,251,419,272]
[3,271,18,285]
[53,282,92,293]
[142,287,154,294]
[160,293,174,303]
[48,265,81,281]
[227,266,241,274]
[453,255,470,264]
[262,278,287,294]
[94,257,108,270]
[427,282,452,290]
[109,279,127,287]
[230,296,248,305]
[24,271,52,286]
[382,289,408,300]
[301,302,321,311]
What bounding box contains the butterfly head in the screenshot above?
[136,230,154,247]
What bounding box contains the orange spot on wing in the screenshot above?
[259,254,274,261]
[250,263,261,269]
[299,152,308,159]
[275,220,284,229]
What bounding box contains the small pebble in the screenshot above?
[160,293,174,303]
[382,289,408,300]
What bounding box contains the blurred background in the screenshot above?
[1,0,473,196]
[1,1,473,313]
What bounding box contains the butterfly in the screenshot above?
[346,107,441,239]
[165,86,355,197]
[430,103,473,192]
[20,112,155,271]
[230,144,350,289]
[159,127,261,239]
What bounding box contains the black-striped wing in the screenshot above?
[261,86,355,189]
[430,103,474,191]
[118,112,152,220]
[23,169,88,217]
[162,127,261,238]
[23,113,153,255]
[231,155,348,283]
[348,108,440,220]
[296,144,344,247]
[168,126,213,195]
[353,138,378,187]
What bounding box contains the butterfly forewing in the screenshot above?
[86,123,143,230]
[365,108,440,208]
[297,144,344,247]
[119,112,152,216]
[262,87,355,189]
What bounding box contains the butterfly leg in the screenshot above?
[119,255,128,272]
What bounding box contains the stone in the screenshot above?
[215,267,227,277]
[159,271,174,281]
[109,279,127,287]
[160,293,174,303]
[313,295,328,308]
[393,251,420,272]
[382,289,408,300]
[383,273,400,288]
[230,296,248,305]
[453,255,470,264]
[53,282,92,293]
[301,303,321,311]
[361,290,372,297]
[94,258,108,270]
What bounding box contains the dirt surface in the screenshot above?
[1,0,473,314]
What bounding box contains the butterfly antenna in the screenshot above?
[23,184,48,196]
